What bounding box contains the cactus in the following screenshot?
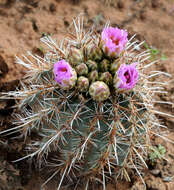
[0,16,173,189]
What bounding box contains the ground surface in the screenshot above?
[0,0,174,189]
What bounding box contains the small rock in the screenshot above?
[150,169,161,177]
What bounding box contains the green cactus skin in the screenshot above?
[1,17,172,190]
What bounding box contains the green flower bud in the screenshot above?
[77,76,89,92]
[99,72,112,85]
[69,48,83,65]
[88,70,98,82]
[110,59,121,73]
[100,59,110,72]
[90,46,103,61]
[86,60,98,71]
[89,81,110,102]
[75,63,88,76]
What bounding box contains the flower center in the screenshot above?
[124,71,131,83]
[111,36,120,45]
[60,67,67,72]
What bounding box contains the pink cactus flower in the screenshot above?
[54,60,77,89]
[101,27,128,56]
[116,63,139,90]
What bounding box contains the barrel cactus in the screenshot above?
[1,17,172,189]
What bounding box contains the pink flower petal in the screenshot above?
[117,63,139,90]
[101,27,128,56]
[54,60,73,87]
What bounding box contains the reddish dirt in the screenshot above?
[0,0,174,189]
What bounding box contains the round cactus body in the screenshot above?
[1,17,172,190]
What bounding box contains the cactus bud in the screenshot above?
[100,59,110,72]
[99,72,112,85]
[88,70,98,82]
[89,81,110,102]
[86,60,98,71]
[75,63,88,76]
[110,59,121,73]
[69,47,83,65]
[77,76,89,92]
[90,46,103,61]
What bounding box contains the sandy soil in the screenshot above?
[0,0,174,189]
